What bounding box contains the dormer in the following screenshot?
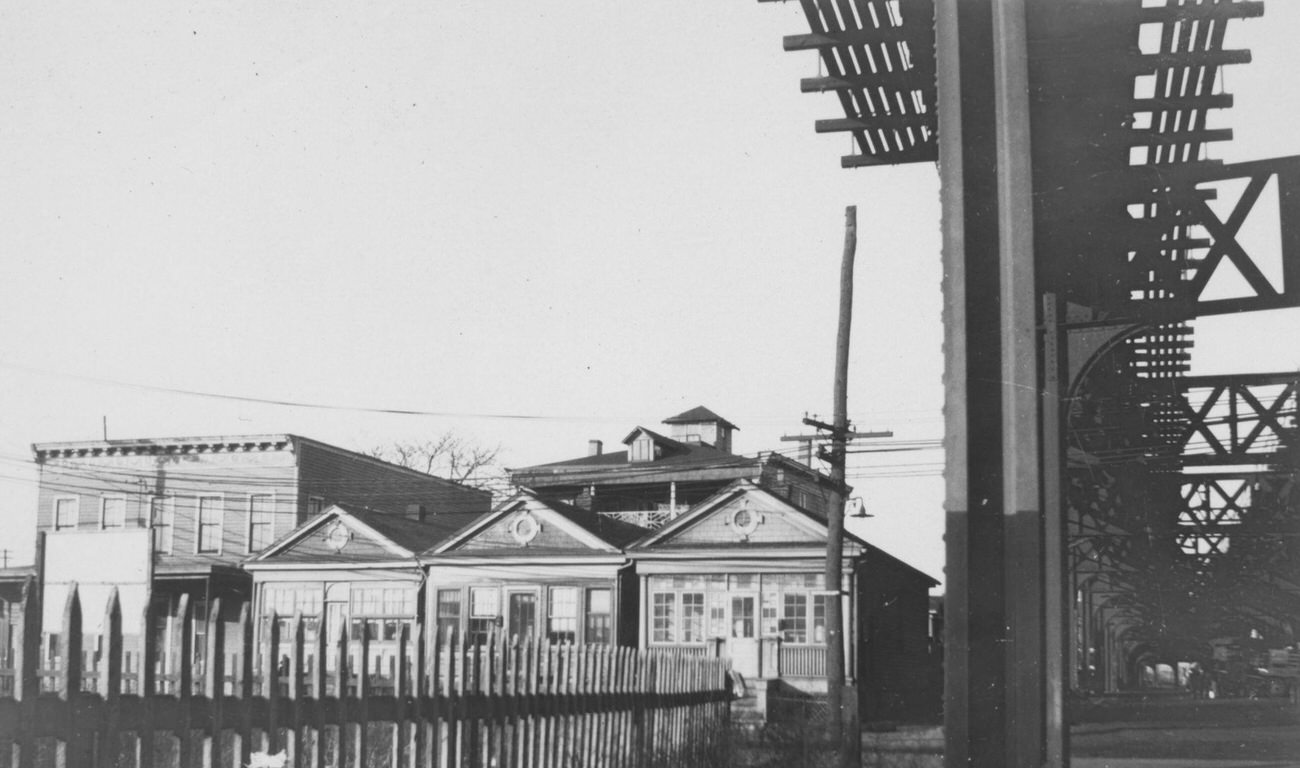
[661,406,738,454]
[621,427,689,463]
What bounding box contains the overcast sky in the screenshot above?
[2,2,1297,584]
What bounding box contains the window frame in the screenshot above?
[99,496,127,530]
[151,495,175,554]
[53,496,79,531]
[196,494,224,554]
[246,493,275,554]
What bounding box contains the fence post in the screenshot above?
[288,612,305,764]
[58,582,91,767]
[357,616,371,767]
[97,588,123,768]
[396,623,411,768]
[333,616,350,768]
[235,604,254,768]
[203,598,225,768]
[14,577,42,766]
[138,597,156,768]
[175,594,194,768]
[311,610,327,768]
[263,610,280,757]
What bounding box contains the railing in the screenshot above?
[778,644,827,678]
[0,578,732,768]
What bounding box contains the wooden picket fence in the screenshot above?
[0,580,732,768]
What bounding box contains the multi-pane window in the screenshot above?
[307,497,325,516]
[248,494,274,553]
[197,496,222,553]
[585,589,612,645]
[264,585,324,618]
[681,593,706,642]
[468,588,499,645]
[780,594,809,643]
[651,593,676,642]
[436,590,462,642]
[151,496,174,553]
[101,497,126,529]
[547,587,578,643]
[54,497,78,531]
[350,587,414,617]
[812,594,830,643]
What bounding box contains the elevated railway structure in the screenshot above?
[757,1,1298,766]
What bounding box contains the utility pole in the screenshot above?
[780,428,892,467]
[824,205,856,766]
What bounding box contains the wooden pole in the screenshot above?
[825,204,857,764]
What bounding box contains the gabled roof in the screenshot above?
[245,503,482,566]
[662,406,738,431]
[628,480,937,586]
[427,489,649,557]
[628,480,855,550]
[510,439,756,481]
[620,426,689,450]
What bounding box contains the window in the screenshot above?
[812,594,831,643]
[547,587,578,644]
[151,496,174,554]
[54,497,78,531]
[264,585,324,618]
[436,590,461,642]
[350,586,415,617]
[248,494,274,553]
[100,497,126,529]
[468,588,499,645]
[197,496,223,553]
[781,594,808,643]
[681,593,705,642]
[585,589,612,645]
[651,593,676,643]
[307,497,325,516]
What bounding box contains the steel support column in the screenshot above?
[940,0,1056,765]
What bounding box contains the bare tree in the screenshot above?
[367,432,501,489]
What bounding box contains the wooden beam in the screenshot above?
[816,114,934,133]
[783,27,911,50]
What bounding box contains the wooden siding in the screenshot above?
[35,450,299,569]
[295,440,490,520]
[271,520,404,562]
[668,494,822,547]
[458,513,589,552]
[858,559,938,722]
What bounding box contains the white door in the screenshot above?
[727,593,760,679]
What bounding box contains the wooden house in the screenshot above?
[626,480,938,722]
[243,503,483,682]
[421,491,649,647]
[511,407,837,528]
[29,435,489,670]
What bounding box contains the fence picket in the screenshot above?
[1,600,731,768]
[97,588,122,768]
[202,598,225,768]
[289,612,306,766]
[311,610,328,768]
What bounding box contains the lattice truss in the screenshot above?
[1174,374,1298,563]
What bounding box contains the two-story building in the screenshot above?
[510,407,839,528]
[29,434,490,664]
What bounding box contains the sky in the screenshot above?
[1,1,1297,586]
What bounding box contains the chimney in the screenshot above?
[588,440,604,457]
[405,503,427,522]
